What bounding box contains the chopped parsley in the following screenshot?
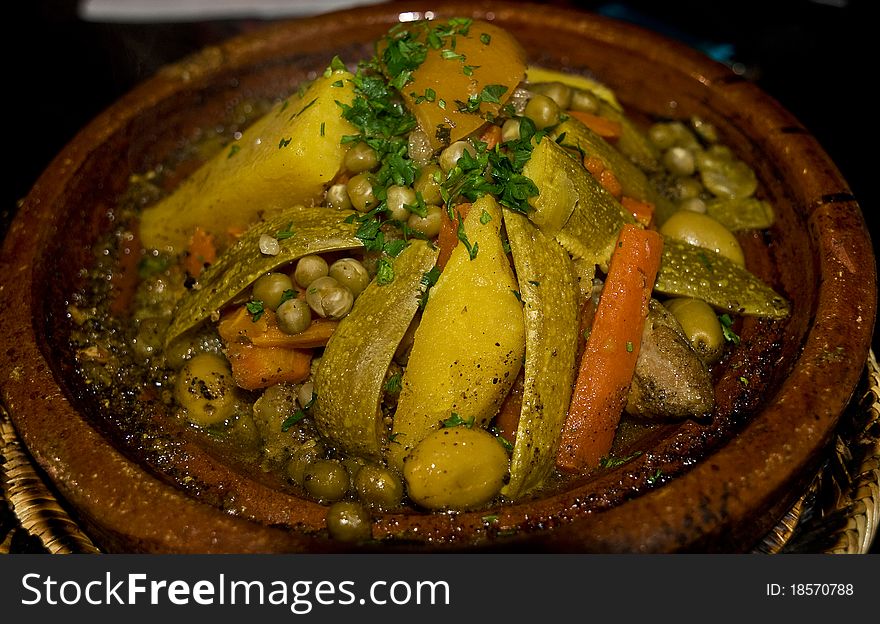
[719,313,740,344]
[384,373,403,394]
[275,222,295,240]
[455,212,479,260]
[418,266,441,309]
[281,392,316,432]
[626,341,634,352]
[376,256,395,285]
[480,33,491,45]
[599,451,642,469]
[246,300,265,322]
[278,137,292,149]
[278,289,297,306]
[442,412,475,428]
[479,209,492,224]
[227,144,241,159]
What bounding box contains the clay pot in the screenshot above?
[0,2,875,552]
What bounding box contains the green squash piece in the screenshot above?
[552,118,678,225]
[388,195,525,470]
[596,99,661,173]
[655,238,790,318]
[501,210,579,499]
[311,240,439,459]
[705,197,775,232]
[164,206,363,346]
[523,138,635,269]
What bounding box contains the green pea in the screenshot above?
[407,204,442,238]
[385,185,416,222]
[354,464,404,510]
[328,258,370,298]
[524,94,560,130]
[252,272,294,310]
[326,501,372,542]
[439,140,475,173]
[343,141,379,174]
[293,254,329,289]
[285,438,325,485]
[570,88,599,113]
[530,81,572,110]
[276,297,311,334]
[303,459,350,503]
[346,172,379,213]
[325,183,352,210]
[413,164,443,206]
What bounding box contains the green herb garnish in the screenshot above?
[246,300,265,322]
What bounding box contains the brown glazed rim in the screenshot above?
[0,2,876,552]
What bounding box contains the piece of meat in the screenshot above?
[625,300,715,419]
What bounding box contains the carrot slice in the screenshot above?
[183,226,217,277]
[621,196,655,228]
[479,124,503,150]
[566,110,623,141]
[556,223,663,473]
[225,342,311,390]
[436,202,472,270]
[218,305,337,349]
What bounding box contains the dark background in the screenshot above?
[6,0,877,554]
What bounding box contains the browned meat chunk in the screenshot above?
[626,300,715,419]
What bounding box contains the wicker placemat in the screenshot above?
[2,352,878,554]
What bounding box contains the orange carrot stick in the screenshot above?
[436,202,472,270]
[566,110,623,141]
[183,226,217,277]
[225,342,312,391]
[621,196,655,228]
[556,224,663,473]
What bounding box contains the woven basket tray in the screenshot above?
[3,352,878,554]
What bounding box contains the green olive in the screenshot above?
[439,140,476,173]
[530,81,572,110]
[175,353,237,426]
[343,141,379,174]
[659,210,745,266]
[679,197,707,214]
[303,459,350,503]
[346,172,379,213]
[328,258,370,298]
[354,464,404,510]
[276,297,312,334]
[326,501,372,542]
[407,204,443,238]
[570,88,599,113]
[385,185,416,222]
[285,438,325,485]
[325,183,352,210]
[251,272,294,310]
[664,297,725,363]
[524,94,560,130]
[293,254,329,289]
[403,426,509,510]
[305,276,354,319]
[413,164,443,205]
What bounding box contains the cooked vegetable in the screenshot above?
[328,258,370,298]
[655,239,789,318]
[556,224,663,472]
[403,426,509,510]
[565,110,622,141]
[225,342,311,391]
[312,240,438,458]
[175,353,239,426]
[523,137,634,268]
[353,464,405,510]
[502,210,579,498]
[251,272,295,310]
[305,276,354,319]
[276,297,313,335]
[303,459,350,503]
[164,206,362,346]
[660,211,745,266]
[388,196,525,469]
[326,501,372,542]
[705,197,775,232]
[387,20,526,151]
[664,297,725,363]
[140,70,358,253]
[219,306,336,349]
